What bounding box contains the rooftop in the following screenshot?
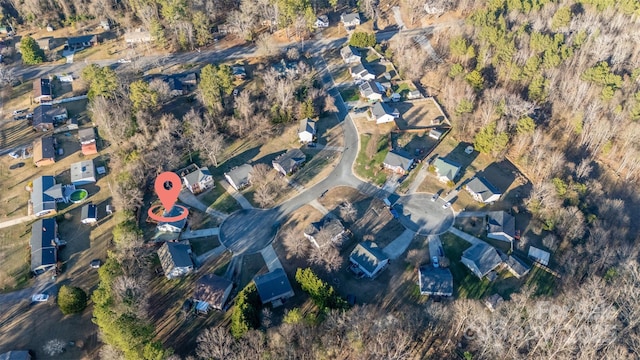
[466,177,501,201]
[254,268,294,304]
[384,149,413,170]
[462,243,502,277]
[350,241,388,275]
[183,167,211,186]
[70,160,95,183]
[433,157,461,181]
[194,274,233,308]
[298,118,316,134]
[225,164,253,187]
[419,266,454,296]
[159,242,193,268]
[487,211,516,237]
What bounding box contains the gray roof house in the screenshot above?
[359,80,384,102]
[30,175,65,217]
[81,203,98,224]
[156,205,188,235]
[486,211,516,242]
[224,164,253,191]
[350,63,375,80]
[383,149,414,175]
[341,12,361,29]
[33,104,68,132]
[193,274,233,311]
[272,149,306,176]
[340,46,361,63]
[78,128,96,144]
[370,101,399,124]
[66,34,97,49]
[433,157,461,183]
[304,218,347,248]
[182,166,214,194]
[70,160,96,186]
[298,118,316,143]
[158,242,194,280]
[349,241,390,278]
[505,256,530,278]
[460,243,502,279]
[253,268,294,306]
[30,218,58,275]
[465,176,502,203]
[418,266,454,297]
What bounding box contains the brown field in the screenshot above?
[394,98,447,130]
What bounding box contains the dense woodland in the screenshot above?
[5,0,640,358]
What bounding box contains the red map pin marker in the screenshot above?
[155,172,181,212]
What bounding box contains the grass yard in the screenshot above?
[198,182,242,214]
[524,266,556,297]
[354,134,389,186]
[440,232,491,299]
[339,87,360,102]
[190,236,221,256]
[0,224,31,292]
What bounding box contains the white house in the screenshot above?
[158,242,194,280]
[465,176,502,203]
[224,164,253,191]
[298,118,316,143]
[370,101,399,124]
[313,15,329,28]
[359,80,385,102]
[182,166,214,195]
[349,241,389,278]
[304,218,346,248]
[156,206,188,234]
[341,12,361,29]
[340,46,361,64]
[350,63,376,80]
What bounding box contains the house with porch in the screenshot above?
[418,266,454,297]
[253,268,294,307]
[224,164,253,191]
[304,218,347,248]
[158,242,194,279]
[298,118,316,143]
[156,206,188,234]
[486,211,516,242]
[349,241,389,278]
[313,15,329,28]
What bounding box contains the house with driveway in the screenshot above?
[70,160,96,186]
[33,78,52,103]
[253,268,294,307]
[486,211,516,242]
[298,118,316,144]
[33,136,56,167]
[349,241,389,278]
[370,101,399,124]
[124,29,152,44]
[32,104,68,132]
[66,34,98,50]
[359,80,385,102]
[340,12,361,30]
[383,149,414,175]
[350,63,375,81]
[460,242,502,279]
[224,164,253,191]
[304,218,347,248]
[433,157,461,183]
[182,166,214,195]
[158,242,194,279]
[272,149,306,176]
[30,175,66,217]
[313,15,329,28]
[30,218,59,275]
[340,46,361,64]
[465,176,502,203]
[418,266,454,297]
[156,205,188,234]
[193,274,233,312]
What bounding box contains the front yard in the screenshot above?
[199,182,242,214]
[354,134,389,186]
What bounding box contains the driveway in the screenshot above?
[0,215,36,230]
[448,227,483,246]
[383,228,416,259]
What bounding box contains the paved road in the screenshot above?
[218,209,281,254]
[181,227,219,239]
[395,193,455,235]
[407,163,430,194]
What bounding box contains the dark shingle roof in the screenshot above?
[487,211,516,238]
[0,350,32,360]
[304,218,345,247]
[194,274,233,308]
[33,78,51,97]
[224,164,253,188]
[34,136,56,161]
[159,242,193,268]
[30,218,57,271]
[383,149,413,170]
[81,204,97,220]
[350,241,388,275]
[466,177,501,201]
[67,34,97,46]
[419,266,453,296]
[273,149,306,173]
[254,268,294,304]
[78,128,96,143]
[371,101,396,119]
[462,243,502,277]
[505,256,530,277]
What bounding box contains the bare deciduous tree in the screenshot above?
[148,78,171,102]
[309,244,343,272]
[282,227,309,258]
[184,109,225,167]
[196,327,235,360]
[43,339,65,356]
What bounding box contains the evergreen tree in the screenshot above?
[20,36,45,65]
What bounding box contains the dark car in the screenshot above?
[9,162,25,170]
[90,259,102,269]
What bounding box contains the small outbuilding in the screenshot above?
[70,160,96,185]
[81,203,98,224]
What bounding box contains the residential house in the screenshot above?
[341,12,361,29]
[100,19,111,31]
[340,46,361,64]
[484,294,504,312]
[253,268,294,306]
[486,211,516,242]
[465,176,502,203]
[217,24,240,35]
[359,80,385,102]
[231,65,247,80]
[349,241,389,278]
[193,274,233,311]
[32,104,68,132]
[36,37,54,51]
[370,101,399,124]
[272,149,306,176]
[156,206,188,234]
[182,166,214,194]
[0,350,32,360]
[78,127,98,155]
[70,160,96,186]
[418,266,454,297]
[66,34,98,49]
[383,149,414,175]
[30,176,65,217]
[505,255,530,278]
[81,203,98,224]
[33,78,52,103]
[298,118,316,143]
[158,242,194,280]
[429,128,444,140]
[460,242,502,279]
[313,15,329,28]
[407,90,422,99]
[124,29,152,44]
[30,218,58,275]
[224,164,253,191]
[304,218,347,248]
[165,77,184,97]
[33,136,56,167]
[528,246,550,266]
[350,63,375,80]
[433,157,461,183]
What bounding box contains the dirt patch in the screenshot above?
[394,99,447,130]
[392,131,439,160]
[352,111,396,135]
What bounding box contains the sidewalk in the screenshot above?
[219,180,254,210]
[260,245,284,272]
[181,227,219,239]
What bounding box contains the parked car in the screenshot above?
[431,193,439,201]
[90,259,102,269]
[432,256,439,268]
[442,202,451,209]
[31,294,49,302]
[8,151,19,159]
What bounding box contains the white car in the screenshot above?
[431,193,439,202]
[32,293,49,302]
[8,151,19,159]
[442,202,451,209]
[117,58,132,63]
[432,256,440,268]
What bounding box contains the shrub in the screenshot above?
[231,283,261,338]
[57,285,87,315]
[295,268,348,311]
[349,32,376,48]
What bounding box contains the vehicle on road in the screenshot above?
[90,259,102,269]
[9,162,25,170]
[233,88,239,96]
[432,256,439,268]
[354,106,367,113]
[31,294,49,302]
[389,207,399,218]
[117,58,132,63]
[431,193,438,201]
[442,202,451,209]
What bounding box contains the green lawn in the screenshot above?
[440,232,492,299]
[339,87,360,102]
[198,182,242,214]
[354,134,389,186]
[190,236,221,256]
[524,266,556,297]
